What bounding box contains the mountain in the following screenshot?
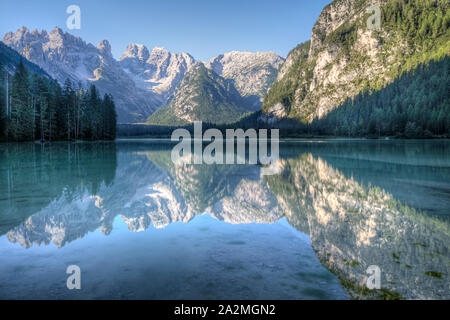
[0,42,49,77]
[207,51,284,101]
[262,0,450,123]
[147,63,261,125]
[147,51,284,126]
[119,44,196,101]
[312,57,450,138]
[2,27,163,123]
[2,27,285,124]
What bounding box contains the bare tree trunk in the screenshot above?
[40,104,44,141]
[5,73,8,118]
[32,96,36,141]
[77,98,80,139]
[49,116,52,142]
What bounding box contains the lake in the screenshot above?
[0,139,449,300]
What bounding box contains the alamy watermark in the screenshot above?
[367,5,381,31]
[366,265,381,290]
[66,265,81,290]
[171,122,280,176]
[66,5,81,30]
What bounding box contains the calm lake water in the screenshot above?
[0,139,449,300]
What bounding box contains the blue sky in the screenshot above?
[1,0,331,61]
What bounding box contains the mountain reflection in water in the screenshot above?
[0,140,448,300]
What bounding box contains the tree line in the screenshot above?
[0,59,117,142]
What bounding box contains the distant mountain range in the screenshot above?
[2,27,283,124]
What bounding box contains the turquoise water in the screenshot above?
[0,140,449,299]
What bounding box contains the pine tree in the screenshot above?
[10,59,32,141]
[0,61,6,140]
[0,60,117,142]
[62,78,76,140]
[47,80,60,141]
[101,94,117,140]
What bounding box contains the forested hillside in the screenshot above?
[262,0,450,126]
[310,57,450,138]
[0,59,117,142]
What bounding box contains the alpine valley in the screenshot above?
[2,0,448,138]
[2,27,284,124]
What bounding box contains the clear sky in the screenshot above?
[1,0,332,61]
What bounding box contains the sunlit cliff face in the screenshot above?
[1,144,448,300]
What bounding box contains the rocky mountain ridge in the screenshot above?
[207,51,284,100]
[2,27,284,123]
[0,42,49,77]
[119,44,196,101]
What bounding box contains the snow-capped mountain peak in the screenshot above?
[119,43,196,99]
[2,26,284,123]
[97,39,112,56]
[120,43,150,61]
[207,51,285,99]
